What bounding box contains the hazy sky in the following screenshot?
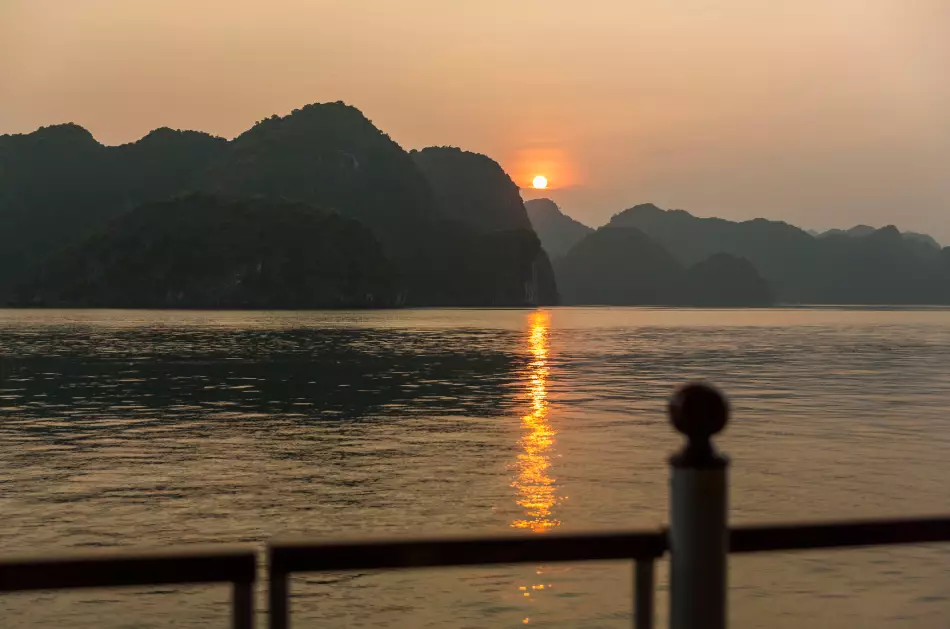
[3,1,949,240]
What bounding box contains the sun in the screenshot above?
[532,175,548,189]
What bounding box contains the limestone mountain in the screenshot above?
[819,225,941,249]
[410,146,557,305]
[201,102,436,236]
[19,194,396,309]
[555,226,774,306]
[610,203,949,304]
[411,147,532,232]
[525,198,593,258]
[903,232,942,250]
[682,253,773,307]
[555,227,683,305]
[0,102,557,307]
[0,124,226,295]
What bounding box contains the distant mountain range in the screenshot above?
[2,103,556,307]
[815,225,941,250]
[528,199,950,305]
[553,224,772,306]
[4,102,948,309]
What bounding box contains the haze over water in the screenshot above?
[1,307,949,628]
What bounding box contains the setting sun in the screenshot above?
[532,175,548,189]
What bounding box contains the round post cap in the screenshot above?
[669,382,729,442]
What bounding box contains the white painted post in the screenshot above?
[668,383,729,629]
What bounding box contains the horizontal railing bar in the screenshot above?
[0,545,257,592]
[2,516,947,594]
[731,516,950,553]
[270,530,668,574]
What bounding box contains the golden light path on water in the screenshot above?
[511,311,561,624]
[511,310,561,533]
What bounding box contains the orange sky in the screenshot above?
[3,1,949,240]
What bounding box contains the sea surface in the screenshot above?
[1,307,949,628]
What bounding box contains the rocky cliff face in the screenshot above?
[412,147,532,233]
[411,146,559,306]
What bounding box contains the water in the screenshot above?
[1,307,949,628]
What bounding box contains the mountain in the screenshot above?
[0,124,227,296]
[1,102,557,307]
[808,226,946,304]
[609,203,818,301]
[525,198,594,258]
[904,232,942,250]
[411,147,532,232]
[112,128,228,205]
[682,253,773,307]
[554,227,682,305]
[410,147,557,305]
[818,225,942,249]
[610,204,950,304]
[201,102,435,236]
[818,225,877,239]
[555,226,774,306]
[18,194,396,308]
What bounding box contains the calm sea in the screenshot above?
[1,308,949,628]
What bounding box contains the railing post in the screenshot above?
[232,580,254,629]
[634,558,655,629]
[668,383,729,629]
[268,560,289,629]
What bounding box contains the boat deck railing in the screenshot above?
[3,384,948,629]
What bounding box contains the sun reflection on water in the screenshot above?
[511,310,561,533]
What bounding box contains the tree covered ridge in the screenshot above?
[20,194,397,309]
[203,102,437,233]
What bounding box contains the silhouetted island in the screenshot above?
[609,203,950,305]
[1,103,556,307]
[555,226,773,306]
[4,102,949,308]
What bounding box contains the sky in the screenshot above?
[3,1,949,240]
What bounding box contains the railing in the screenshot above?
[729,516,950,553]
[268,531,668,629]
[0,545,256,629]
[264,517,950,629]
[2,383,949,629]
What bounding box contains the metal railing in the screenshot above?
[730,516,950,553]
[0,545,256,629]
[2,383,949,629]
[268,531,668,629]
[263,517,950,629]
